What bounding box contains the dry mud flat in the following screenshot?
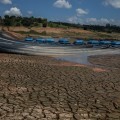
[0,53,120,120]
[89,55,120,69]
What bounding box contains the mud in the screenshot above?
[0,53,120,120]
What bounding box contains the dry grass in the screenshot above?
[1,26,120,40]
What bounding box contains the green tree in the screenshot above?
[21,17,32,27]
[42,18,47,27]
[4,15,11,30]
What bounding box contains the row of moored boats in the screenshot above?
[25,37,120,48]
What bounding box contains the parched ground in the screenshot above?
[0,53,120,120]
[89,55,120,69]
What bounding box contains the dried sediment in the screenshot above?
[0,53,120,120]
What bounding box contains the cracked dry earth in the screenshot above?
[0,53,120,120]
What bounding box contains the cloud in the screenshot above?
[104,0,120,8]
[67,16,78,23]
[0,0,12,4]
[67,16,85,24]
[76,8,88,16]
[27,11,33,15]
[67,17,120,26]
[67,8,88,23]
[86,18,110,25]
[53,0,72,9]
[100,18,110,24]
[86,18,97,23]
[4,7,22,16]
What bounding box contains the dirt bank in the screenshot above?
[1,26,120,40]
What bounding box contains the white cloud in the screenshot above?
[27,11,33,15]
[76,8,88,16]
[4,7,22,16]
[100,18,109,24]
[67,8,88,23]
[53,0,72,9]
[0,0,12,4]
[68,16,78,23]
[86,18,110,25]
[67,17,119,25]
[67,16,85,24]
[104,0,120,8]
[86,18,97,23]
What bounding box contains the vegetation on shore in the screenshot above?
[0,15,120,40]
[0,15,120,32]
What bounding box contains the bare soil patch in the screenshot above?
[89,54,120,69]
[0,53,120,120]
[2,26,120,40]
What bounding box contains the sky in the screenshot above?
[0,0,120,25]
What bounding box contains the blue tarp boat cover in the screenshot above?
[74,40,84,45]
[111,41,120,45]
[87,40,99,44]
[36,38,45,43]
[59,39,70,44]
[99,40,111,45]
[25,37,33,41]
[45,38,55,43]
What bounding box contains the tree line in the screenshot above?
[0,15,48,28]
[0,15,120,33]
[82,24,120,33]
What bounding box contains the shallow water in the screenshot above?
[56,54,91,65]
[55,49,120,65]
[0,36,120,65]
